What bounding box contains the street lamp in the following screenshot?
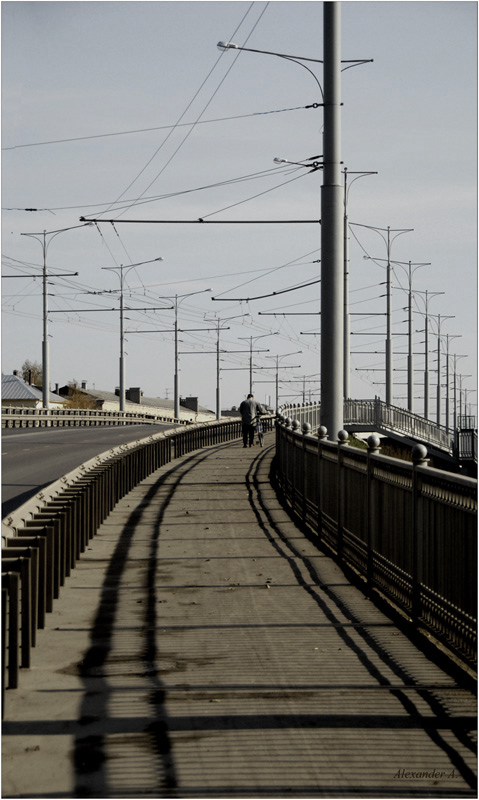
[238,332,278,395]
[204,314,249,420]
[102,257,164,411]
[414,290,444,420]
[429,313,454,426]
[21,222,94,409]
[172,289,212,418]
[361,224,413,405]
[265,351,302,411]
[443,333,461,433]
[218,4,351,439]
[391,260,430,413]
[451,353,467,431]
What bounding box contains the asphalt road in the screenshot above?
[1,423,176,518]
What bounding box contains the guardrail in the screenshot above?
[280,399,455,455]
[1,416,274,705]
[274,417,477,673]
[2,406,187,428]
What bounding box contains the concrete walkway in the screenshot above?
[2,434,477,799]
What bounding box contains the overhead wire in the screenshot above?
[103,2,270,219]
[1,105,315,152]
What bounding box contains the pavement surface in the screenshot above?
[2,433,477,799]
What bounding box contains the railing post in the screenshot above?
[292,420,301,517]
[337,430,349,562]
[366,434,381,594]
[412,443,429,626]
[317,425,328,545]
[302,423,312,525]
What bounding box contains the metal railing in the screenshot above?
[1,416,274,702]
[274,417,477,671]
[281,399,455,455]
[2,406,185,428]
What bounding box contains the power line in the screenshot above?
[1,106,312,151]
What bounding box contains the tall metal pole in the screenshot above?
[407,262,414,412]
[401,260,429,412]
[174,295,180,419]
[321,1,344,439]
[41,232,49,410]
[445,333,449,433]
[443,334,461,434]
[436,314,441,425]
[216,319,221,420]
[414,289,443,420]
[432,313,453,426]
[343,170,350,400]
[249,337,254,395]
[102,257,164,413]
[21,222,94,410]
[424,291,430,419]
[451,354,466,431]
[119,276,125,411]
[385,228,394,406]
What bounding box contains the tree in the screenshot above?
[63,380,98,410]
[21,359,42,385]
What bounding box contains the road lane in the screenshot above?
[2,424,177,517]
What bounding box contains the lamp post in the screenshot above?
[362,224,413,406]
[204,314,249,420]
[265,352,302,411]
[391,260,430,413]
[21,222,94,409]
[320,1,344,438]
[172,289,212,418]
[451,353,467,431]
[442,334,461,434]
[218,3,359,438]
[414,290,444,420]
[238,333,277,395]
[429,313,454,426]
[102,257,164,411]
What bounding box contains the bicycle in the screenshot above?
[255,416,264,447]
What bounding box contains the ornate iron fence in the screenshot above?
[275,417,477,671]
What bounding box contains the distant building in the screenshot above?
[2,372,64,409]
[57,383,215,421]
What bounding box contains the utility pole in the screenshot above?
[430,313,453,426]
[320,1,344,439]
[443,333,461,434]
[415,290,444,420]
[21,223,93,409]
[238,333,276,395]
[102,257,164,412]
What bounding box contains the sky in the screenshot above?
[2,0,477,421]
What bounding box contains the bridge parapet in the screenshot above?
[1,406,185,428]
[274,416,477,673]
[1,416,275,697]
[281,399,459,457]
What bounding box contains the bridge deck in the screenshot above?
[2,433,476,798]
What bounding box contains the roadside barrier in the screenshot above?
[2,406,186,428]
[1,416,274,708]
[275,417,477,674]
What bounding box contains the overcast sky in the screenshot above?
[2,1,477,420]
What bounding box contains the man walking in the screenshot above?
[239,393,265,448]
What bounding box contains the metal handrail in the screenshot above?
[274,417,477,671]
[280,399,456,454]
